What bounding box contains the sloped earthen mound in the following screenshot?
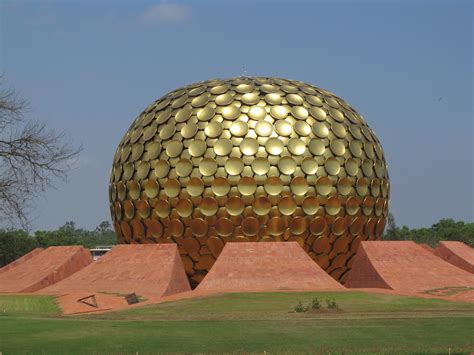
[0,248,44,274]
[434,241,474,274]
[0,246,92,293]
[40,244,191,298]
[196,242,344,293]
[345,241,474,292]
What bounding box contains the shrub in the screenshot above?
[311,297,321,309]
[326,299,338,309]
[294,300,308,313]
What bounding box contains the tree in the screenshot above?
[383,213,403,241]
[0,229,38,267]
[0,80,81,228]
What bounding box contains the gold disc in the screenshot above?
[199,158,218,176]
[191,218,208,237]
[242,217,260,236]
[154,160,169,178]
[346,196,360,215]
[270,105,289,119]
[337,177,352,196]
[278,156,296,175]
[188,140,207,157]
[275,120,293,136]
[312,122,329,138]
[309,106,327,120]
[153,199,170,218]
[325,157,341,175]
[330,139,345,156]
[278,196,297,215]
[310,216,327,235]
[290,176,309,196]
[224,157,244,175]
[288,138,306,155]
[301,157,318,175]
[267,217,286,236]
[176,159,193,177]
[252,196,272,215]
[326,196,342,216]
[238,177,257,196]
[164,179,180,198]
[169,219,184,237]
[248,106,266,120]
[302,196,319,215]
[187,177,204,197]
[289,217,306,235]
[211,177,231,196]
[204,121,223,138]
[316,176,332,195]
[197,106,215,121]
[229,121,248,137]
[291,106,309,120]
[295,121,311,136]
[240,138,259,155]
[144,179,159,198]
[308,139,325,156]
[255,121,273,137]
[222,106,241,120]
[226,196,245,216]
[251,157,270,175]
[200,197,219,216]
[176,199,193,218]
[214,139,233,156]
[215,218,234,237]
[264,176,284,195]
[265,138,284,155]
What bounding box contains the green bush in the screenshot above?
[311,297,321,309]
[326,299,338,309]
[294,300,308,313]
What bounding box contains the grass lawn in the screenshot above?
[0,292,473,354]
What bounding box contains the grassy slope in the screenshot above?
[0,292,473,354]
[0,294,60,317]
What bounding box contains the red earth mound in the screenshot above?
[196,242,344,293]
[40,244,191,299]
[0,246,92,293]
[345,241,474,293]
[0,248,44,274]
[434,241,474,274]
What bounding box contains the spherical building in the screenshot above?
[109,77,390,287]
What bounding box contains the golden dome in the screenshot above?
[109,77,390,287]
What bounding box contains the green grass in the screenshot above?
[0,292,473,354]
[0,294,60,317]
[87,291,474,321]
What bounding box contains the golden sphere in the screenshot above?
[109,77,390,287]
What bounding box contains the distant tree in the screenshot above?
[0,229,38,267]
[383,213,403,241]
[34,221,117,250]
[95,221,112,234]
[0,80,81,228]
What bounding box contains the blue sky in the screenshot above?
[1,0,472,230]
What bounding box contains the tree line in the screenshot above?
[382,215,473,248]
[0,221,116,267]
[1,216,472,267]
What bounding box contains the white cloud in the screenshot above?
[140,2,192,24]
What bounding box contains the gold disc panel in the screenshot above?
[109,77,390,287]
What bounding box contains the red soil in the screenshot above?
[0,246,92,293]
[434,241,474,274]
[196,242,344,293]
[40,244,191,300]
[345,241,474,293]
[0,248,44,274]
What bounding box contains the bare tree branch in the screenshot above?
[0,79,82,229]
